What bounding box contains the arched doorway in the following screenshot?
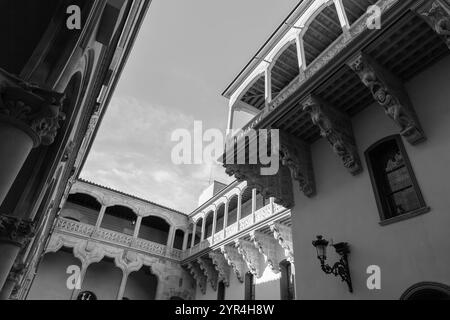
[124,266,158,300]
[401,282,450,300]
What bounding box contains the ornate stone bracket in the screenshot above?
[249,231,284,273]
[114,250,143,274]
[209,251,231,287]
[0,68,66,147]
[220,245,245,283]
[234,239,264,278]
[0,215,35,248]
[197,256,218,291]
[348,53,425,145]
[186,261,207,294]
[301,95,362,175]
[269,222,294,264]
[416,0,450,49]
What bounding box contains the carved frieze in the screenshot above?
[197,256,218,291]
[302,95,362,175]
[220,245,245,283]
[348,53,425,145]
[234,239,264,278]
[0,69,66,147]
[209,251,231,287]
[250,231,284,273]
[416,0,450,49]
[269,222,294,264]
[0,215,35,247]
[186,261,207,294]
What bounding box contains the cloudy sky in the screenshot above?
[81,0,299,213]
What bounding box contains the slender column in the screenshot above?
[264,67,272,107]
[211,208,218,244]
[70,264,89,300]
[201,216,206,241]
[333,0,350,30]
[116,271,129,300]
[251,188,257,223]
[133,216,142,238]
[191,223,197,248]
[270,197,275,214]
[166,226,175,248]
[227,103,236,132]
[182,229,189,251]
[236,194,242,231]
[223,201,229,238]
[95,205,107,229]
[294,32,304,71]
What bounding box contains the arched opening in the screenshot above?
[215,204,225,234]
[401,282,450,300]
[239,73,266,111]
[27,246,81,300]
[270,41,299,98]
[82,257,122,300]
[226,195,239,228]
[62,193,102,225]
[240,187,253,219]
[279,260,295,300]
[173,229,185,250]
[124,266,158,300]
[139,215,170,245]
[303,3,343,66]
[101,205,137,236]
[204,211,214,239]
[194,218,203,246]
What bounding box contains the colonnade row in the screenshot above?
[189,187,270,250]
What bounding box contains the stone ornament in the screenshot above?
[209,251,231,287]
[186,261,207,294]
[302,95,362,175]
[197,256,218,291]
[0,68,66,147]
[269,222,294,264]
[250,231,284,273]
[416,0,450,49]
[0,215,35,247]
[348,53,425,145]
[220,245,246,283]
[234,239,264,278]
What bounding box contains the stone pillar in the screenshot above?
[223,201,229,238]
[211,208,218,244]
[251,188,257,223]
[265,67,272,107]
[166,226,175,248]
[237,193,242,231]
[70,264,89,300]
[0,73,65,204]
[191,223,197,248]
[133,216,142,238]
[294,32,304,70]
[116,271,129,300]
[95,205,107,229]
[201,217,206,241]
[182,229,189,251]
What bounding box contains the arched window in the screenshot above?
[280,260,295,300]
[365,135,428,224]
[217,281,226,300]
[173,229,185,250]
[244,272,255,300]
[139,216,170,245]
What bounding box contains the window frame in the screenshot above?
[365,135,429,226]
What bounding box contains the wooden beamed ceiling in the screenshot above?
[342,0,378,25]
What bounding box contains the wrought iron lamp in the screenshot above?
[312,235,353,293]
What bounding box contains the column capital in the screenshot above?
[0,69,66,147]
[0,215,35,247]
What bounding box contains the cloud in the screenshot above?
[81,95,233,213]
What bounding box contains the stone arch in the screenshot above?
[139,215,171,245]
[400,282,450,300]
[101,205,138,236]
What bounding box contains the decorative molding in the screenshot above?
[269,222,294,264]
[249,231,284,273]
[0,68,66,147]
[209,251,231,287]
[302,95,362,175]
[220,245,245,283]
[62,141,75,163]
[6,262,27,283]
[416,0,450,49]
[186,261,207,294]
[234,239,264,278]
[197,256,218,291]
[348,53,425,145]
[0,215,35,247]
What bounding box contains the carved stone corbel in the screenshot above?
[269,222,294,264]
[250,231,284,273]
[0,69,66,147]
[234,239,264,278]
[220,245,245,283]
[197,256,218,291]
[0,215,35,248]
[348,53,425,145]
[186,261,207,294]
[302,95,362,175]
[416,0,450,49]
[209,251,231,287]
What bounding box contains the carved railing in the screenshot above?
[54,218,180,260]
[225,222,238,237]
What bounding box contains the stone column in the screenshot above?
[251,188,257,223]
[133,216,142,238]
[95,205,107,229]
[237,193,242,231]
[201,217,206,241]
[191,223,197,248]
[182,229,189,251]
[264,67,272,108]
[223,201,229,238]
[116,271,129,300]
[166,226,175,248]
[211,208,218,244]
[69,264,89,300]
